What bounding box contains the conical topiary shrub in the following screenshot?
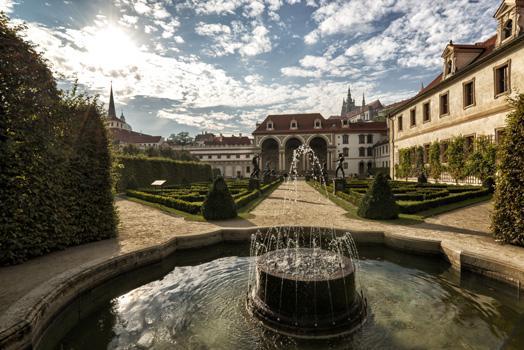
[357,173,399,220]
[202,176,237,220]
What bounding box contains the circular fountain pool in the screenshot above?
[38,241,524,350]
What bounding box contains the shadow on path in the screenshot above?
[413,222,492,238]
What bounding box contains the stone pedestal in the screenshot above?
[248,178,260,191]
[333,178,347,192]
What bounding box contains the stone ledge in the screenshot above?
[0,226,522,350]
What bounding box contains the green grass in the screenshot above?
[306,181,492,225]
[124,180,282,222]
[123,196,206,222]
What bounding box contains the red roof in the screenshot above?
[253,113,386,134]
[205,135,252,146]
[417,34,497,97]
[110,128,163,144]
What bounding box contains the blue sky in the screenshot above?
[2,0,500,137]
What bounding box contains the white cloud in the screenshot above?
[173,35,185,44]
[0,0,16,13]
[196,21,271,57]
[239,25,272,56]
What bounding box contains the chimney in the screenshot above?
[239,133,242,137]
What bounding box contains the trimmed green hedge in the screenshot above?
[126,190,202,214]
[397,189,490,214]
[117,156,213,191]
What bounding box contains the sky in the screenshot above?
[1,0,501,137]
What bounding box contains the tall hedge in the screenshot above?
[447,136,468,184]
[117,156,213,191]
[0,14,116,265]
[492,95,524,246]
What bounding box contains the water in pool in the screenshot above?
[41,244,524,350]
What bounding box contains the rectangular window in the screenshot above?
[217,155,221,159]
[343,162,348,169]
[359,135,365,144]
[367,147,373,157]
[463,80,475,108]
[359,148,365,157]
[423,102,431,122]
[440,92,449,116]
[410,108,416,127]
[367,134,373,144]
[208,155,212,159]
[398,116,403,131]
[494,63,510,96]
[343,148,349,157]
[342,135,349,144]
[236,154,240,158]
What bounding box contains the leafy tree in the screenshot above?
[466,135,497,188]
[492,94,524,246]
[428,141,442,182]
[414,146,425,178]
[202,176,237,220]
[446,136,468,184]
[169,131,193,145]
[357,173,399,220]
[121,144,141,155]
[397,148,412,181]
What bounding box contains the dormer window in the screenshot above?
[342,119,348,127]
[290,119,298,129]
[503,20,513,40]
[267,121,273,130]
[314,119,322,129]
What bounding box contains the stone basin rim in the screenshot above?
[0,225,523,350]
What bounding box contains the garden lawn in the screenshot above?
[308,180,492,223]
[125,178,282,220]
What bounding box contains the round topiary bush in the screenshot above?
[202,176,237,220]
[357,173,399,220]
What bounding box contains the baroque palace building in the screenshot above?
[252,113,387,176]
[388,0,524,180]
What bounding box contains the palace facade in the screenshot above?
[252,113,387,175]
[388,0,524,180]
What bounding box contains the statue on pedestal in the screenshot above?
[335,153,345,179]
[250,154,261,179]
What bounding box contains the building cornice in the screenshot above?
[387,34,524,118]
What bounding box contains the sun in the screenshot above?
[85,25,140,69]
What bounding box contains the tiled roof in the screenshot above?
[253,113,326,134]
[253,113,387,134]
[110,128,162,144]
[205,136,252,146]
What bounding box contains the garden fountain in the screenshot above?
[246,227,367,338]
[246,146,367,338]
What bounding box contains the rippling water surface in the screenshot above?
[44,244,524,350]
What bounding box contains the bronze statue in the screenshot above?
[251,154,261,179]
[335,153,345,178]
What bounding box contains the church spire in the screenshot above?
[108,82,117,119]
[362,92,366,108]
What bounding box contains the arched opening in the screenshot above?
[445,59,453,75]
[285,137,303,173]
[309,137,328,169]
[367,161,373,174]
[503,19,513,40]
[261,138,280,172]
